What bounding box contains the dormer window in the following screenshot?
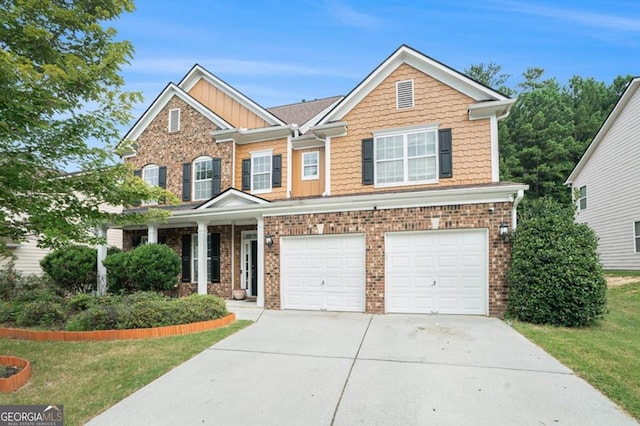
[396,80,414,109]
[169,108,180,133]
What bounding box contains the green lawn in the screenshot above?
[513,281,640,420]
[0,320,251,426]
[605,270,640,277]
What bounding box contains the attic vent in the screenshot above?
[396,80,414,109]
[169,108,180,133]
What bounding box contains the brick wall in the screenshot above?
[264,202,512,316]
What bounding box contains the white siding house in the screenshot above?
[565,77,640,270]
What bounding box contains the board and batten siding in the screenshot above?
[572,84,640,270]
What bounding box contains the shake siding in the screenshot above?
[234,138,288,200]
[573,86,640,270]
[188,80,269,129]
[330,63,492,196]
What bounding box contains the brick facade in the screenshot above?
[263,202,512,316]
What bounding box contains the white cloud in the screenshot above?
[323,0,383,28]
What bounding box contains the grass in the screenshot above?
[0,320,251,426]
[604,270,640,277]
[513,283,640,420]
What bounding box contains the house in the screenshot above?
[114,45,528,316]
[565,77,640,271]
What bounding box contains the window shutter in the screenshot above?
[362,138,374,185]
[158,235,167,245]
[133,170,142,206]
[182,163,191,201]
[439,128,453,179]
[169,108,180,132]
[210,233,220,283]
[212,158,222,196]
[242,159,251,190]
[396,80,414,109]
[272,154,282,188]
[158,166,167,189]
[181,234,191,283]
[132,236,142,248]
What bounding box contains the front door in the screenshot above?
[241,232,258,297]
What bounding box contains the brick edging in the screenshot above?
[0,356,31,392]
[0,313,236,342]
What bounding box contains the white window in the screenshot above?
[193,156,213,200]
[251,151,272,193]
[578,186,587,211]
[302,151,319,180]
[142,164,159,205]
[192,234,212,283]
[634,221,640,253]
[169,108,180,133]
[396,79,414,109]
[375,127,437,186]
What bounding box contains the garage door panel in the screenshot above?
[281,234,365,312]
[385,230,487,315]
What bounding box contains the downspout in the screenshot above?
[511,189,524,231]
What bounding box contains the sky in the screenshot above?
[113,0,640,122]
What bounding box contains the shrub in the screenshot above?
[126,244,181,292]
[117,297,173,329]
[102,251,134,294]
[65,304,122,331]
[66,293,98,312]
[0,261,20,301]
[0,302,19,323]
[16,301,66,328]
[41,245,97,294]
[172,294,228,324]
[507,198,607,327]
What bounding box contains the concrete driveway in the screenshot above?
[88,309,637,426]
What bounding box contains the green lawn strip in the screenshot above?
[513,284,640,420]
[0,320,251,426]
[605,270,640,277]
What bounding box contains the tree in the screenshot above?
[464,62,514,97]
[0,0,174,256]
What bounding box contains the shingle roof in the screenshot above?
[267,96,342,126]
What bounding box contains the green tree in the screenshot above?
[0,0,174,256]
[464,62,514,96]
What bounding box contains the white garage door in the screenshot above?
[281,234,365,312]
[385,230,488,315]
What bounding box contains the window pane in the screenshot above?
[253,173,270,190]
[377,136,403,161]
[408,157,427,181]
[192,235,212,282]
[426,131,436,155]
[252,156,271,174]
[303,152,318,166]
[304,165,318,177]
[143,167,159,186]
[408,133,426,157]
[252,155,272,191]
[194,180,212,200]
[635,221,640,236]
[195,159,213,180]
[377,160,403,183]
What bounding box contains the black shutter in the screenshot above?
[132,235,142,248]
[158,235,166,245]
[133,170,142,206]
[210,233,220,283]
[182,163,191,201]
[272,154,282,188]
[362,138,374,185]
[181,234,191,283]
[439,128,453,179]
[241,159,251,190]
[212,158,221,196]
[158,166,167,189]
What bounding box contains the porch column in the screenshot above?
[256,216,265,308]
[96,225,108,296]
[148,223,158,244]
[197,221,208,295]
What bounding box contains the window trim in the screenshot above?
[251,149,272,194]
[192,234,212,284]
[192,156,213,201]
[301,151,319,181]
[142,164,160,205]
[169,108,180,133]
[373,125,439,188]
[578,185,587,211]
[396,79,414,110]
[634,221,640,254]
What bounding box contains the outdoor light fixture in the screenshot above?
[499,222,510,242]
[265,234,274,248]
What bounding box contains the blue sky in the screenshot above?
[114,0,640,119]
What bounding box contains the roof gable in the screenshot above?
[179,64,286,127]
[122,83,232,144]
[566,77,640,184]
[268,96,343,127]
[195,188,269,209]
[319,44,510,124]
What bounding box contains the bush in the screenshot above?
[65,304,122,331]
[0,302,19,323]
[172,294,228,324]
[117,297,173,329]
[0,261,20,301]
[16,301,66,328]
[102,251,134,294]
[507,198,607,327]
[126,244,181,292]
[66,293,98,312]
[41,245,97,294]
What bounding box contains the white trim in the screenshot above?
[373,122,438,137]
[196,222,208,294]
[302,151,320,181]
[396,79,414,109]
[291,134,325,150]
[490,115,499,182]
[196,188,268,209]
[299,97,344,134]
[179,64,286,126]
[634,221,640,254]
[192,155,213,201]
[325,137,331,196]
[468,99,516,120]
[168,108,180,133]
[567,78,640,185]
[211,125,293,144]
[256,216,265,307]
[320,45,509,124]
[287,135,292,198]
[142,164,160,206]
[251,150,273,194]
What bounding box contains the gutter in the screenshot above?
[511,189,524,231]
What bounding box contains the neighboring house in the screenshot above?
[116,45,527,316]
[566,77,640,271]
